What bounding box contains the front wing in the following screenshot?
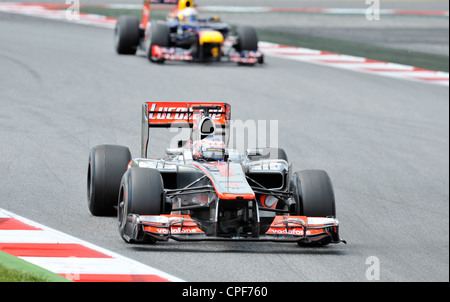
[123,214,346,244]
[150,45,263,64]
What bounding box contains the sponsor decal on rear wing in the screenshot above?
[141,102,231,157]
[145,102,231,127]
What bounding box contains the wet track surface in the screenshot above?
[0,1,448,282]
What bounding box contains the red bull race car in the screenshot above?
[87,102,346,246]
[114,0,264,64]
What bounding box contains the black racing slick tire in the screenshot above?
[115,15,140,55]
[118,168,164,243]
[87,145,131,216]
[236,26,259,51]
[147,22,170,63]
[292,170,336,218]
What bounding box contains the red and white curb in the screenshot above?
[197,6,449,17]
[0,2,448,87]
[0,2,116,28]
[0,209,184,282]
[258,42,449,86]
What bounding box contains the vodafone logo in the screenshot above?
[269,229,309,235]
[171,227,200,234]
[154,227,201,234]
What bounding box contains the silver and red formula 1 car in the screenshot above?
[114,0,263,64]
[87,102,345,246]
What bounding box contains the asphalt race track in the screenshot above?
[0,3,448,282]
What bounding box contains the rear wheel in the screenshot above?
[87,145,131,216]
[118,168,165,243]
[115,16,140,55]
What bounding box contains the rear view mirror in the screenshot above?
[165,148,183,156]
[246,149,263,157]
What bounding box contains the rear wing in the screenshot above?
[142,0,190,27]
[151,0,178,2]
[141,0,179,28]
[141,102,231,157]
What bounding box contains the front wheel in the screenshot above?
[118,168,165,243]
[147,22,170,63]
[291,170,336,246]
[236,26,259,51]
[291,170,336,218]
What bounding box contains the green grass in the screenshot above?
[79,6,449,72]
[0,251,71,282]
[0,264,48,282]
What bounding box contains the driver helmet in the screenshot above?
[179,7,198,22]
[193,136,226,161]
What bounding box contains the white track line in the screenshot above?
[0,208,184,282]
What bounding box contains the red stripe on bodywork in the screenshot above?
[0,218,42,230]
[0,243,113,258]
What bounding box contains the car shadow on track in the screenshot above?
[134,53,266,68]
[127,242,347,256]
